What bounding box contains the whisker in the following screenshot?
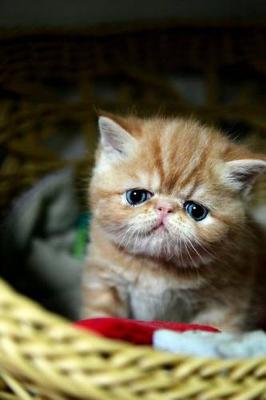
[191,237,217,262]
[183,238,198,268]
[186,236,208,266]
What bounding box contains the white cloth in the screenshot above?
[153,329,266,358]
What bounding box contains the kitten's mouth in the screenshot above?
[150,221,168,234]
[154,223,165,231]
[137,222,168,237]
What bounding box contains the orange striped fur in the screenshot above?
[83,115,266,332]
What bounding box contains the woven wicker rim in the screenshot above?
[0,278,265,400]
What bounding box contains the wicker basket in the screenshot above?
[0,278,265,400]
[0,23,266,399]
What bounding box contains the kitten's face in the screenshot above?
[90,115,266,267]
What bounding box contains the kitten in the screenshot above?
[82,113,266,332]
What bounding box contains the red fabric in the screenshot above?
[75,318,219,345]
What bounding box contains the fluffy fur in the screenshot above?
[83,114,266,332]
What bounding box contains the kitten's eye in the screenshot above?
[184,201,208,221]
[125,189,152,206]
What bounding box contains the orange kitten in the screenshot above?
[83,114,266,332]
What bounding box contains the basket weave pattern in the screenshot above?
[0,279,265,400]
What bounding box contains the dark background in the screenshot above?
[1,0,266,27]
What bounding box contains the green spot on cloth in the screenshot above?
[73,213,91,259]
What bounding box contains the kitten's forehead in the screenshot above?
[139,118,216,193]
[136,170,161,192]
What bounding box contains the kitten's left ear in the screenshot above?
[98,116,136,157]
[224,159,266,194]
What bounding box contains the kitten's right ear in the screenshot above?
[98,116,136,157]
[224,158,266,195]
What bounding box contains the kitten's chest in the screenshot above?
[128,273,199,321]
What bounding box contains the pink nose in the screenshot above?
[156,201,173,214]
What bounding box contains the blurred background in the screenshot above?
[1,0,266,26]
[0,0,265,320]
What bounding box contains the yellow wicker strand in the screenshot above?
[69,375,141,400]
[138,352,185,370]
[108,386,144,400]
[131,374,209,398]
[173,358,213,379]
[111,347,155,368]
[231,358,266,381]
[198,379,242,400]
[231,381,266,400]
[200,359,243,377]
[256,364,266,378]
[159,378,210,400]
[31,358,110,400]
[129,371,178,393]
[0,372,32,400]
[0,392,21,400]
[0,338,49,385]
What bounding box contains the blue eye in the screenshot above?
[125,189,152,206]
[184,201,208,221]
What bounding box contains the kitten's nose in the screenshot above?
[156,201,173,214]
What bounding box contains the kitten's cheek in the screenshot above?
[167,215,193,234]
[197,220,229,243]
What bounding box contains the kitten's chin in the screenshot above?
[110,228,213,268]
